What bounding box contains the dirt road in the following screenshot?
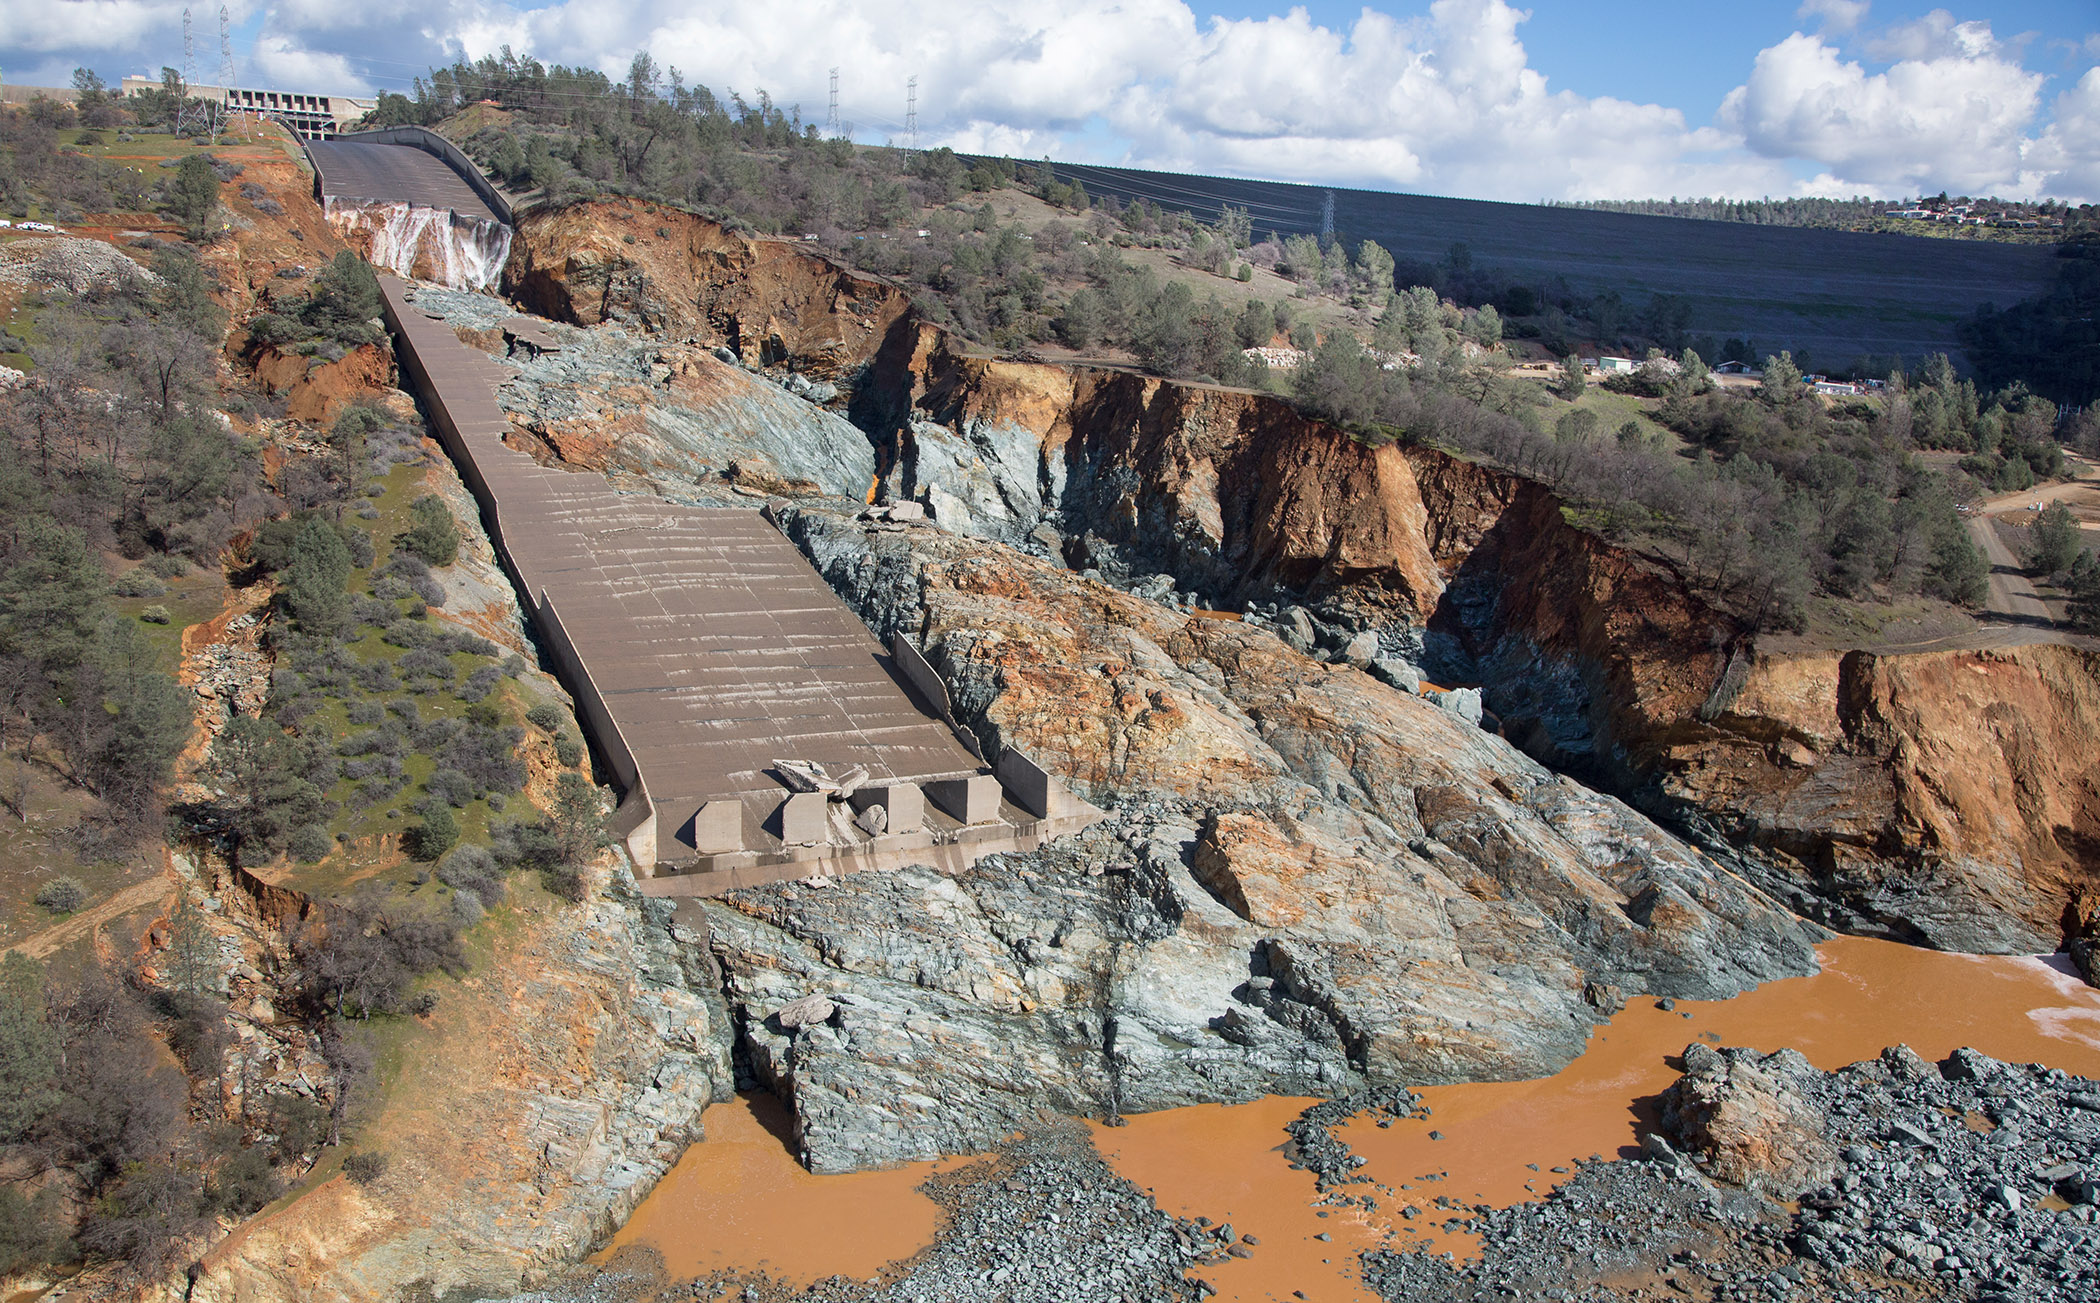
[3,871,174,962]
[1966,515,2054,626]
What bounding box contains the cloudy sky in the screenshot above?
[5,0,2098,202]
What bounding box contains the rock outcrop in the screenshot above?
[701,505,1821,1173]
[851,319,2100,958]
[504,198,911,378]
[186,882,735,1303]
[413,285,876,499]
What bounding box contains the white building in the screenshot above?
[120,77,376,140]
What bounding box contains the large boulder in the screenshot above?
[1660,1044,1840,1196]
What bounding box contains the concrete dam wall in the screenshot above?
[377,275,1099,894]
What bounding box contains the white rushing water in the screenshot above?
[324,197,513,293]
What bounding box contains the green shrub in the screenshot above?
[287,824,333,863]
[143,553,189,579]
[397,496,460,568]
[543,864,588,902]
[140,604,172,625]
[553,735,582,768]
[525,703,563,732]
[34,878,86,914]
[111,570,167,598]
[407,807,459,861]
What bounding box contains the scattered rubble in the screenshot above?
[0,236,159,293]
[1362,1045,2100,1302]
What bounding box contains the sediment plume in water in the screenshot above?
[608,937,2100,1303]
[324,197,512,292]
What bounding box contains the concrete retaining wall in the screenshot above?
[891,633,982,759]
[533,590,658,870]
[319,125,516,225]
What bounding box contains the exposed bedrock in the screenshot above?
[501,201,2100,959]
[503,197,911,377]
[708,506,1820,1172]
[858,326,2100,957]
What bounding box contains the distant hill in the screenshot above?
[1033,161,2062,372]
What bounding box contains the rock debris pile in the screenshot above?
[515,1122,1222,1303]
[0,236,158,293]
[1362,1044,2100,1302]
[1287,1086,1426,1191]
[185,609,272,730]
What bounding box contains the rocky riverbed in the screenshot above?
[1360,1044,2100,1303]
[510,1041,2100,1303]
[511,1120,1225,1303]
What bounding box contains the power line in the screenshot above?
[215,5,236,136]
[175,8,196,138]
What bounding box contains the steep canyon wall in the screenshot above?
[505,199,2100,957]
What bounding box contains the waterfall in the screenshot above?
[324,197,513,293]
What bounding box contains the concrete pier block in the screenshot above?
[995,747,1073,820]
[779,791,829,845]
[689,800,744,855]
[925,774,1002,826]
[850,782,924,835]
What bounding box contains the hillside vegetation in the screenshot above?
[348,53,2100,636]
[0,96,619,1287]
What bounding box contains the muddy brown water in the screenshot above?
[601,1091,953,1285]
[612,938,2100,1301]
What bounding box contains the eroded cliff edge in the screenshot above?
[503,196,2100,960]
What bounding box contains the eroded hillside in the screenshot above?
[504,196,2100,963]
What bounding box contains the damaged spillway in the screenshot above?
[305,131,515,292]
[324,196,511,291]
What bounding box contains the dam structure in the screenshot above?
[377,274,1100,895]
[305,130,515,291]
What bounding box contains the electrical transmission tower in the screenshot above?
[1319,191,1335,247]
[905,76,918,153]
[175,7,197,138]
[826,67,841,138]
[215,5,236,138]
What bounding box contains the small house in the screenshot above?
[1597,356,1636,374]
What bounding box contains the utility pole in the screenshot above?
[826,67,840,139]
[216,4,236,139]
[176,7,196,138]
[905,76,917,154]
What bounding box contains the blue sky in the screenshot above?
[5,1,2098,201]
[1195,2,2100,122]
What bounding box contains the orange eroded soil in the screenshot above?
[603,1092,951,1286]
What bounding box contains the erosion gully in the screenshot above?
[605,936,2100,1302]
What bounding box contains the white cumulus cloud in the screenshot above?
[1718,29,2048,196]
[4,0,2095,202]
